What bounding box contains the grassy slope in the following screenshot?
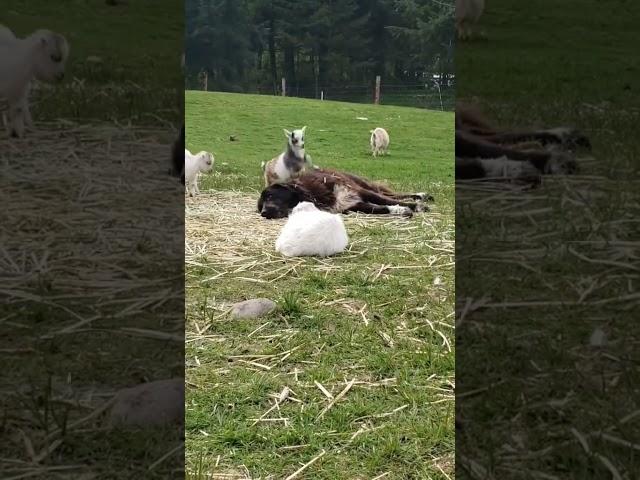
[185,92,455,479]
[186,91,452,192]
[457,0,640,478]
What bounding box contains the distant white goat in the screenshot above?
[370,127,390,157]
[262,126,314,186]
[185,148,214,197]
[0,25,69,137]
[456,0,485,40]
[275,202,349,257]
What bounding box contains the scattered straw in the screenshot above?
[283,449,326,480]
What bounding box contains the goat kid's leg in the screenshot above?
[22,98,34,129]
[346,202,413,217]
[8,100,26,138]
[186,180,195,197]
[21,83,35,129]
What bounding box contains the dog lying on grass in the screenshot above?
[258,168,432,219]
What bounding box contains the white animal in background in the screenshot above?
[370,127,390,157]
[262,126,314,186]
[184,148,214,197]
[0,25,70,137]
[275,202,349,257]
[456,0,486,40]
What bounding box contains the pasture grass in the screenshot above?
[1,0,182,124]
[185,92,455,479]
[457,0,640,478]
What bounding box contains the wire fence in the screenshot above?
[186,74,455,112]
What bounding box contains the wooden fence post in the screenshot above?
[202,71,208,92]
[282,77,286,96]
[321,90,324,101]
[374,75,381,105]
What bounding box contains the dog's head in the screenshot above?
[284,126,306,150]
[257,183,304,219]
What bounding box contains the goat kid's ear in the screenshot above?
[301,126,307,133]
[283,129,291,138]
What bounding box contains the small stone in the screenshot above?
[108,378,183,428]
[231,298,276,319]
[589,327,607,347]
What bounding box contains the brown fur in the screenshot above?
[455,102,589,179]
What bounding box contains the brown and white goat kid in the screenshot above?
[262,126,314,186]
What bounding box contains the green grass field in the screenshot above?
[456,0,640,478]
[185,92,455,479]
[1,0,182,124]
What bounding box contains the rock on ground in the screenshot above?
[231,298,276,319]
[108,378,184,428]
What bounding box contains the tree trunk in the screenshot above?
[268,18,277,94]
[284,44,296,91]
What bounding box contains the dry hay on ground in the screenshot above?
[0,122,184,473]
[1,121,183,321]
[185,190,453,286]
[456,164,640,477]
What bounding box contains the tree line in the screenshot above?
[186,0,454,97]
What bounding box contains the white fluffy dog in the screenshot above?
[275,202,349,257]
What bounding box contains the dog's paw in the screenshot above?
[545,152,578,175]
[416,192,435,202]
[389,205,413,217]
[545,127,591,150]
[415,202,430,213]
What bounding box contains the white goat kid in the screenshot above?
[370,127,390,157]
[0,25,69,137]
[275,202,349,257]
[184,149,214,197]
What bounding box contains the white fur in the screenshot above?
[274,153,290,178]
[478,156,539,179]
[275,202,349,257]
[0,25,69,137]
[388,205,413,216]
[284,126,307,152]
[370,127,389,157]
[185,148,214,196]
